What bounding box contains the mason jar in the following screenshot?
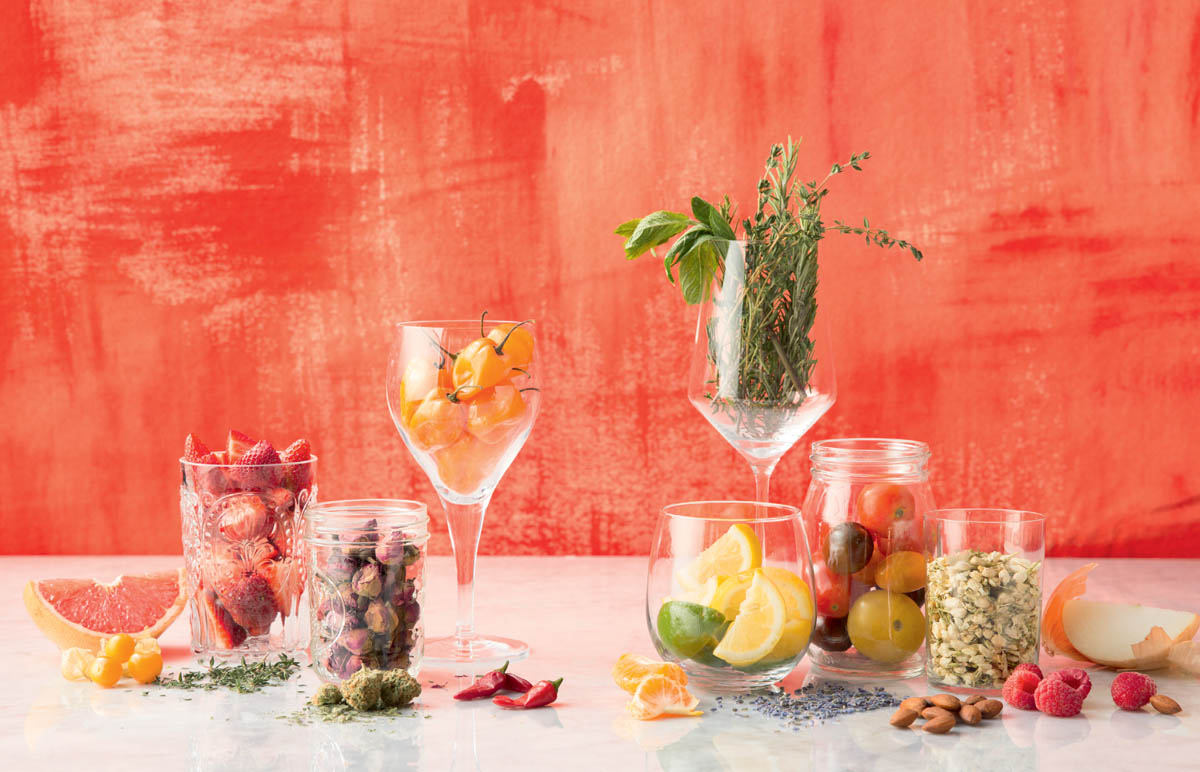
[304,499,429,682]
[800,439,934,677]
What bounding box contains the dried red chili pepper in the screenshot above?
[492,677,562,709]
[454,661,511,700]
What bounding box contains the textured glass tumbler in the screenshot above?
[924,509,1046,692]
[179,455,317,657]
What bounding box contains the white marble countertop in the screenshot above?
[3,556,1199,771]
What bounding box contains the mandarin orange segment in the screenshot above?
[1042,562,1097,661]
[611,653,688,694]
[627,674,702,720]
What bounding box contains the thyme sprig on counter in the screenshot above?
[158,654,301,694]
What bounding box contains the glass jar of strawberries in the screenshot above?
[800,439,934,677]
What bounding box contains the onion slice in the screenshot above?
[1041,563,1097,661]
[1062,599,1200,670]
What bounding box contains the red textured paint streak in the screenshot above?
[1,0,1199,558]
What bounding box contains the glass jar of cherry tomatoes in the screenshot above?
[800,438,934,677]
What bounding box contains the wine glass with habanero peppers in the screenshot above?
[386,316,540,667]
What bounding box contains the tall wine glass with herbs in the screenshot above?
[616,138,924,502]
[387,317,539,667]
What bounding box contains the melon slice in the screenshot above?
[1041,563,1097,661]
[23,568,188,651]
[1061,598,1200,670]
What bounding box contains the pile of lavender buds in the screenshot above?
[312,520,422,680]
[711,682,901,728]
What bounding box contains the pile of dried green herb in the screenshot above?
[157,654,301,694]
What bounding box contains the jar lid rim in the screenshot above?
[305,499,429,533]
[811,438,930,462]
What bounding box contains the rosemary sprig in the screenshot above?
[158,654,301,694]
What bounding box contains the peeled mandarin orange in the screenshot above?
[627,674,702,720]
[611,653,688,694]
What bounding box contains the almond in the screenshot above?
[921,706,955,722]
[890,707,919,728]
[1149,695,1181,715]
[959,704,982,725]
[930,694,962,711]
[923,714,955,734]
[978,699,1003,719]
[900,696,930,712]
[963,694,984,705]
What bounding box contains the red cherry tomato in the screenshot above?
[814,561,851,618]
[856,484,916,539]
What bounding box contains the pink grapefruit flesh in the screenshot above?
[23,567,188,650]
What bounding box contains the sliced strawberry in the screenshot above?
[220,574,278,636]
[198,588,247,649]
[280,438,313,489]
[184,434,212,462]
[226,429,258,463]
[217,495,272,542]
[259,557,303,617]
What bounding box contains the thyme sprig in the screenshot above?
[158,654,301,694]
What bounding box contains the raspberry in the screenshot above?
[1002,669,1041,710]
[1048,667,1091,698]
[1012,662,1043,680]
[1035,676,1084,717]
[1111,671,1156,710]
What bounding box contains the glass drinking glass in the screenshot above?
[800,438,934,678]
[646,501,815,692]
[924,509,1046,692]
[688,240,836,502]
[179,453,317,657]
[387,319,540,667]
[304,499,429,682]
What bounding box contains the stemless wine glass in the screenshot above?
[386,319,540,667]
[688,240,836,502]
[646,501,815,692]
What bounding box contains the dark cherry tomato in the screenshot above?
[812,614,852,652]
[906,587,926,607]
[856,484,916,539]
[814,562,851,618]
[823,522,874,575]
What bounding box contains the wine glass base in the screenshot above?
[423,634,529,671]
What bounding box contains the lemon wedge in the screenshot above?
[763,616,813,663]
[676,524,762,591]
[759,566,814,623]
[679,574,723,606]
[709,571,755,619]
[712,569,787,666]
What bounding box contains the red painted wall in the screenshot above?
[2,1,1198,557]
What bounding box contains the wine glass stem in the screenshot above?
[750,460,778,505]
[441,496,490,655]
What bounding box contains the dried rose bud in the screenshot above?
[403,600,420,625]
[403,544,421,566]
[352,564,382,598]
[342,627,371,655]
[336,654,365,680]
[365,600,399,635]
[375,532,408,565]
[324,550,359,577]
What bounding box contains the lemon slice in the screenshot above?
[763,616,813,663]
[676,524,762,591]
[712,569,787,666]
[679,574,723,606]
[760,566,814,623]
[709,571,756,619]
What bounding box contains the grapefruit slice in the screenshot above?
[23,568,188,651]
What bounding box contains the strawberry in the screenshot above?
[226,429,258,463]
[198,588,248,649]
[217,495,272,542]
[259,557,303,617]
[184,434,212,462]
[231,440,281,488]
[281,438,314,489]
[220,574,278,636]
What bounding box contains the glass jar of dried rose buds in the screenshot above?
[924,509,1045,691]
[304,499,428,682]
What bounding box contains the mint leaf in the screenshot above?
[663,225,713,283]
[623,211,691,260]
[614,219,640,238]
[677,239,722,304]
[690,197,735,240]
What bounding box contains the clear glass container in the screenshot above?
[179,454,317,657]
[924,508,1046,692]
[800,438,934,677]
[646,501,815,693]
[304,499,429,682]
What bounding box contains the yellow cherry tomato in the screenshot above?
[102,633,136,663]
[126,651,164,684]
[486,323,534,371]
[88,656,123,688]
[408,389,465,451]
[452,339,509,400]
[467,384,527,444]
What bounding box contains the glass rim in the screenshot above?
[305,498,429,533]
[394,318,532,328]
[811,438,930,462]
[661,500,800,523]
[179,454,318,468]
[924,508,1046,524]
